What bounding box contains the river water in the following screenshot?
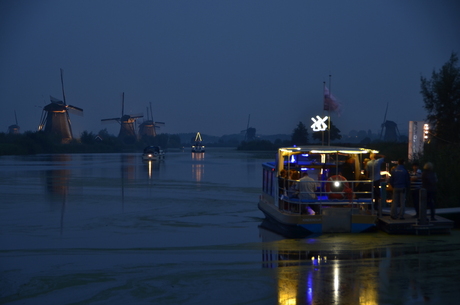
[0,148,459,305]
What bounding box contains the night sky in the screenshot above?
[1,0,459,137]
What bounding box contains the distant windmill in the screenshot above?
[241,114,256,141]
[101,92,143,143]
[38,69,83,143]
[138,102,165,137]
[379,103,388,140]
[8,110,20,134]
[379,102,400,142]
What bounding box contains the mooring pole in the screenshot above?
[379,182,386,217]
[419,188,428,225]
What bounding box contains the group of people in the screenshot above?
[388,159,438,221]
[352,152,438,221]
[280,153,438,220]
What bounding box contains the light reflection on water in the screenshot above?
[0,148,459,304]
[260,227,460,305]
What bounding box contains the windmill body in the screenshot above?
[382,120,400,142]
[7,124,20,134]
[41,101,72,140]
[119,115,140,138]
[138,121,156,137]
[8,110,20,134]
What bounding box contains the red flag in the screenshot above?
[323,86,342,116]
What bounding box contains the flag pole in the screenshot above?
[322,82,325,146]
[328,74,332,146]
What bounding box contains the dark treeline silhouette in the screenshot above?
[0,129,183,155]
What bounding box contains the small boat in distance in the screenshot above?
[191,132,205,153]
[259,145,379,237]
[142,146,165,161]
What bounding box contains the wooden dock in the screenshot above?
[378,208,456,235]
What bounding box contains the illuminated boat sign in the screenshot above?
[311,115,328,132]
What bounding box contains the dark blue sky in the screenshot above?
[1,0,459,137]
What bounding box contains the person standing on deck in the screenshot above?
[422,162,438,221]
[341,157,355,181]
[297,171,317,200]
[366,152,386,209]
[389,158,410,220]
[296,171,319,214]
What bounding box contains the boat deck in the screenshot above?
[378,209,455,235]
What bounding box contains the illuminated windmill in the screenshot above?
[101,92,143,144]
[8,110,20,134]
[138,102,165,137]
[38,69,83,143]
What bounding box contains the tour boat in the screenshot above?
[258,145,379,236]
[191,132,205,153]
[142,146,165,161]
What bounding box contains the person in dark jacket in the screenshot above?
[389,158,410,220]
[422,162,438,221]
[409,162,422,218]
[341,156,355,181]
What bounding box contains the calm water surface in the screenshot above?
[1,148,459,304]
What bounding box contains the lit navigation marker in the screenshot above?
[311,115,328,131]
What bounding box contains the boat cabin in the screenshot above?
[259,146,380,234]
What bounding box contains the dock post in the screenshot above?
[419,188,428,225]
[379,182,386,217]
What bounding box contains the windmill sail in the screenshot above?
[380,102,389,140]
[101,92,143,143]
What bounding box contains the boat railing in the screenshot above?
[278,178,375,215]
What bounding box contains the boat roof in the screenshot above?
[278,145,378,155]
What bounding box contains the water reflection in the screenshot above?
[121,154,137,180]
[259,222,457,305]
[144,160,161,179]
[191,152,205,182]
[42,154,71,235]
[43,155,71,195]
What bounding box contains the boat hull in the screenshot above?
[191,146,205,153]
[258,197,377,236]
